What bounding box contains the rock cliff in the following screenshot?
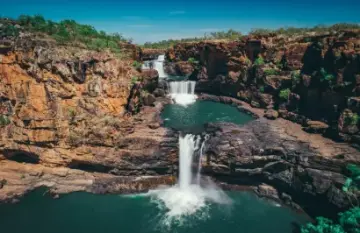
[165,30,360,146]
[0,32,178,202]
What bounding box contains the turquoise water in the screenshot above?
[161,100,253,131]
[0,189,308,233]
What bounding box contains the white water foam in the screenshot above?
[147,134,231,227]
[142,55,168,78]
[169,81,197,106]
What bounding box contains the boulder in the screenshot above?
[142,93,156,106]
[304,120,329,134]
[264,109,279,120]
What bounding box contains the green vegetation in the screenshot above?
[301,164,360,233]
[279,88,291,100]
[132,61,142,71]
[250,23,360,36]
[0,24,19,37]
[244,57,252,66]
[350,114,359,126]
[131,76,139,85]
[187,57,199,64]
[259,86,265,93]
[291,70,301,88]
[254,56,265,66]
[188,57,200,68]
[301,210,360,233]
[142,29,242,49]
[320,68,335,83]
[343,164,360,194]
[1,15,130,55]
[263,69,280,76]
[0,115,11,126]
[343,111,359,126]
[67,107,77,124]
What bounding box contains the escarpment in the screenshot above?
[165,30,360,146]
[0,33,178,201]
[0,23,359,221]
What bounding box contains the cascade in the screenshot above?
[148,134,230,225]
[147,54,229,226]
[141,55,168,78]
[154,55,167,78]
[168,81,197,106]
[196,134,209,185]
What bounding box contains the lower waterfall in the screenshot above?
[147,134,231,227]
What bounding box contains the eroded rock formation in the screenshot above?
[165,30,360,145]
[0,33,178,202]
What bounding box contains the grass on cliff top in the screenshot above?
[142,29,243,49]
[0,15,132,56]
[141,23,360,49]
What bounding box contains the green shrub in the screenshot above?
[250,23,360,37]
[1,24,19,37]
[276,61,283,69]
[320,68,335,83]
[0,115,10,126]
[344,112,359,126]
[279,88,291,100]
[254,56,265,66]
[131,76,139,85]
[301,208,360,233]
[67,108,76,124]
[244,57,252,66]
[12,14,129,53]
[264,69,280,76]
[259,86,265,93]
[338,207,360,233]
[188,57,199,64]
[291,70,301,88]
[291,70,301,81]
[351,114,360,126]
[342,164,360,193]
[132,61,142,70]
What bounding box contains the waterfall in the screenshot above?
[141,55,168,78]
[168,81,197,106]
[196,134,209,185]
[179,134,196,189]
[154,55,167,78]
[147,134,231,226]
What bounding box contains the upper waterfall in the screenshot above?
[169,81,197,106]
[154,55,167,78]
[141,55,168,78]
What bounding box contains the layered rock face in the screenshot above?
[165,31,360,145]
[0,34,178,202]
[203,118,360,215]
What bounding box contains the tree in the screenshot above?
[301,164,360,233]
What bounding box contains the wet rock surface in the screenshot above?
[202,117,360,216]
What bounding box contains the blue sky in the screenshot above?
[1,0,359,43]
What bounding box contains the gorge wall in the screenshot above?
[0,26,359,220]
[165,30,360,146]
[0,32,178,201]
